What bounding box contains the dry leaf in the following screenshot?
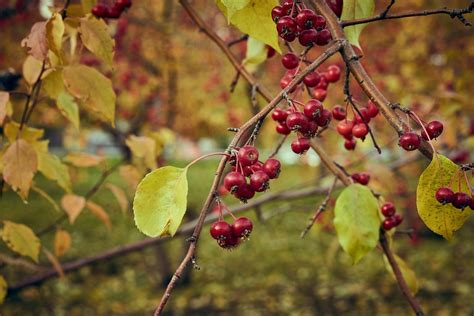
[119,164,142,191]
[2,139,38,198]
[43,248,65,278]
[64,152,104,167]
[61,194,86,223]
[21,22,48,61]
[86,201,111,229]
[54,229,72,257]
[106,183,129,213]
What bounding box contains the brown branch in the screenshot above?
[341,3,474,27]
[9,185,328,292]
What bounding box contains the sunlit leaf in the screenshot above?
[61,194,86,224]
[79,17,115,67]
[1,221,40,262]
[22,56,44,86]
[37,150,72,192]
[46,13,65,58]
[64,152,104,167]
[42,70,64,99]
[220,0,250,20]
[341,0,375,49]
[4,121,44,143]
[133,166,189,237]
[57,91,80,129]
[416,155,471,240]
[334,184,380,264]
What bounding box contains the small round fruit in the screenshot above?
[326,0,343,17]
[267,46,276,58]
[272,108,288,122]
[232,217,253,238]
[393,214,403,226]
[91,4,108,18]
[435,187,455,204]
[355,108,371,123]
[399,132,421,151]
[303,72,321,87]
[295,9,317,29]
[367,100,379,118]
[271,5,285,22]
[352,123,369,138]
[210,221,233,241]
[281,53,299,69]
[382,217,396,230]
[234,183,255,202]
[314,109,332,126]
[107,6,122,18]
[249,171,270,192]
[469,197,474,210]
[325,65,341,82]
[303,99,323,119]
[351,172,370,185]
[291,137,310,154]
[381,202,396,217]
[452,192,471,209]
[313,88,327,101]
[276,122,291,135]
[303,120,318,138]
[237,145,259,166]
[299,29,318,46]
[276,16,297,37]
[421,120,444,140]
[332,105,346,120]
[336,120,354,138]
[224,171,246,193]
[315,77,329,90]
[316,29,332,46]
[262,158,281,179]
[344,138,356,150]
[218,234,240,249]
[286,112,310,132]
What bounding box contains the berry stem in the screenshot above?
[186,152,230,169]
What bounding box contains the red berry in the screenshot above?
[399,132,421,151]
[267,46,276,58]
[276,122,291,135]
[313,15,327,30]
[332,105,346,120]
[336,120,354,138]
[313,88,327,101]
[393,214,403,226]
[325,65,341,82]
[281,0,294,14]
[315,76,329,90]
[325,0,343,17]
[224,171,246,193]
[303,99,323,119]
[232,217,253,238]
[314,108,332,126]
[355,108,371,123]
[237,145,259,166]
[367,100,379,118]
[91,4,108,18]
[218,234,241,249]
[421,120,444,140]
[299,29,319,46]
[382,217,397,230]
[316,29,332,46]
[115,0,132,10]
[281,53,299,69]
[107,6,122,18]
[303,72,321,87]
[291,137,310,154]
[277,16,297,37]
[234,183,255,202]
[452,192,471,209]
[344,138,356,150]
[351,172,370,185]
[210,221,233,241]
[249,171,270,192]
[435,187,455,204]
[295,9,316,29]
[262,158,281,179]
[272,108,288,122]
[271,6,285,22]
[352,123,369,138]
[286,112,309,132]
[303,120,318,138]
[381,202,396,217]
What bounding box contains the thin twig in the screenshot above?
[269,135,288,158]
[379,0,396,19]
[227,34,248,47]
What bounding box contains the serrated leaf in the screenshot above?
[334,184,380,264]
[79,17,114,67]
[0,92,9,125]
[54,229,72,257]
[125,135,157,170]
[1,221,40,262]
[341,0,374,48]
[0,275,6,304]
[63,65,116,126]
[64,152,104,167]
[383,254,419,295]
[133,166,189,237]
[37,150,72,192]
[243,36,267,66]
[416,155,471,240]
[21,22,48,60]
[86,201,111,229]
[106,183,128,213]
[57,91,80,129]
[61,194,86,224]
[46,13,65,58]
[216,0,281,53]
[2,140,38,198]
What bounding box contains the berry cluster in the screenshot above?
[224,146,281,202]
[272,1,332,47]
[271,98,332,154]
[351,172,370,185]
[91,0,132,19]
[380,202,403,230]
[399,120,444,152]
[334,101,380,151]
[210,217,253,249]
[435,187,474,210]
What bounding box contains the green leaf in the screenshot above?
[383,254,419,295]
[63,65,116,126]
[133,166,189,237]
[334,184,380,264]
[79,17,115,67]
[0,275,6,304]
[57,91,80,129]
[243,36,267,66]
[46,12,65,58]
[416,155,471,240]
[37,150,72,192]
[340,0,374,49]
[216,0,281,53]
[1,221,40,262]
[220,0,250,20]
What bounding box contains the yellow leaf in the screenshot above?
[61,194,86,224]
[4,121,44,143]
[106,183,129,213]
[46,13,65,58]
[22,56,43,86]
[125,135,157,170]
[21,22,48,61]
[79,17,115,67]
[43,247,64,278]
[1,221,40,262]
[42,70,64,99]
[0,92,9,125]
[2,140,38,198]
[0,275,6,304]
[37,150,72,192]
[384,254,419,295]
[57,92,80,129]
[86,201,111,229]
[64,152,104,167]
[54,229,72,257]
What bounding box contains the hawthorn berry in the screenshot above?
[352,123,369,138]
[281,53,299,69]
[299,29,319,46]
[332,105,346,120]
[367,101,379,118]
[452,192,471,209]
[115,0,132,10]
[315,77,329,90]
[276,122,291,135]
[234,183,255,202]
[224,171,246,193]
[271,6,285,22]
[291,137,310,154]
[219,234,241,249]
[237,145,259,166]
[210,221,233,241]
[286,112,309,132]
[352,172,370,185]
[336,120,354,138]
[303,120,319,137]
[435,187,455,204]
[91,4,108,18]
[277,16,297,38]
[325,65,341,82]
[344,138,356,150]
[295,9,317,29]
[421,120,444,140]
[316,29,332,45]
[355,108,371,123]
[381,202,396,217]
[399,132,421,151]
[262,158,281,179]
[303,99,323,119]
[326,0,343,17]
[314,109,332,126]
[281,0,294,14]
[303,72,321,87]
[249,171,270,192]
[469,197,474,210]
[272,108,288,122]
[267,46,276,58]
[232,217,253,238]
[313,88,327,101]
[382,217,396,230]
[107,6,122,19]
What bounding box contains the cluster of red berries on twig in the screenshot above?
[351,172,370,185]
[223,146,281,202]
[435,164,474,210]
[380,202,403,230]
[91,0,132,19]
[334,100,380,151]
[210,206,253,249]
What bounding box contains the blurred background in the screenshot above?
[0,0,473,315]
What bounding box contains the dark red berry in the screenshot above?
[295,9,316,29]
[249,171,270,192]
[210,221,233,241]
[115,0,132,10]
[303,99,323,119]
[313,15,327,30]
[452,192,471,209]
[303,72,321,87]
[303,120,318,137]
[421,120,444,140]
[224,171,246,193]
[316,29,332,46]
[325,0,343,17]
[299,29,318,46]
[352,172,370,185]
[344,138,356,150]
[286,112,309,132]
[272,108,288,122]
[315,76,329,90]
[262,158,281,179]
[393,214,403,226]
[336,120,354,138]
[381,202,396,217]
[352,123,369,138]
[237,145,259,166]
[234,183,255,202]
[282,32,297,42]
[218,234,240,249]
[314,109,332,126]
[277,16,297,37]
[107,6,122,18]
[332,105,346,120]
[355,108,371,123]
[291,137,310,154]
[435,187,455,204]
[276,122,291,135]
[313,88,327,102]
[281,1,294,14]
[232,217,253,238]
[367,100,379,118]
[382,217,396,230]
[325,65,341,82]
[271,6,285,22]
[91,4,108,18]
[281,53,299,69]
[267,46,276,58]
[399,132,421,151]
